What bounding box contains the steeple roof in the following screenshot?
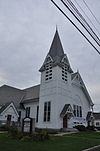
[39,29,73,73]
[48,29,64,60]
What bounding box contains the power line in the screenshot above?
[61,0,100,47]
[51,0,100,55]
[82,0,100,27]
[73,0,100,36]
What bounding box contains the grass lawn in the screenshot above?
[0,132,100,151]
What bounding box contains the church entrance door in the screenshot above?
[63,114,67,128]
[7,115,12,125]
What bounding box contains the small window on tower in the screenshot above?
[62,64,68,82]
[45,64,52,81]
[45,55,53,81]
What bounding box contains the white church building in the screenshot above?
[0,30,94,130]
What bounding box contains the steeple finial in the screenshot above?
[56,25,58,32]
[77,69,79,73]
[48,28,64,59]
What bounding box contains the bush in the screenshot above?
[74,125,86,131]
[30,131,49,141]
[20,131,50,142]
[16,131,23,139]
[7,126,50,141]
[95,127,100,130]
[0,125,9,131]
[21,135,31,141]
[35,128,58,134]
[8,125,18,137]
[87,125,95,131]
[39,130,49,140]
[8,129,50,141]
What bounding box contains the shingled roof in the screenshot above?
[0,85,25,109]
[22,85,40,104]
[48,29,64,61]
[39,29,73,72]
[60,104,73,117]
[0,84,40,108]
[93,113,100,120]
[0,102,11,114]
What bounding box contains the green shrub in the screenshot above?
[30,131,49,141]
[35,128,58,134]
[20,131,50,142]
[74,125,86,131]
[95,127,100,130]
[0,125,9,131]
[40,130,49,140]
[21,135,31,141]
[87,125,95,131]
[16,131,23,139]
[31,133,41,141]
[7,126,50,141]
[8,125,18,137]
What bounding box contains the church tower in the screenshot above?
[38,29,74,129]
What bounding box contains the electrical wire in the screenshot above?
[51,0,100,55]
[62,0,100,47]
[82,0,100,27]
[73,0,100,36]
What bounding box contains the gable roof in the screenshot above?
[0,85,25,109]
[60,104,73,117]
[0,84,40,108]
[93,113,100,120]
[22,85,40,104]
[0,102,11,114]
[0,102,19,117]
[71,72,93,106]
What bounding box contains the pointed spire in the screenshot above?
[77,69,79,73]
[48,29,64,60]
[39,29,73,73]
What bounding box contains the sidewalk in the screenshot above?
[82,145,100,151]
[0,131,8,133]
[54,131,78,136]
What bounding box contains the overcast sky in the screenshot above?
[0,0,100,111]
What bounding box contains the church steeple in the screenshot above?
[39,29,73,73]
[48,29,64,61]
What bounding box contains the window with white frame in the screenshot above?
[73,105,82,117]
[96,122,100,127]
[43,101,51,122]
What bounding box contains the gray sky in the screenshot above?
[0,0,100,111]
